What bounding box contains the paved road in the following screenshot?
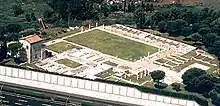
[0,81,140,106]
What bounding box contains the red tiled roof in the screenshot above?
[22,35,42,44]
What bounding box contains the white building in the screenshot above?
[19,34,45,63]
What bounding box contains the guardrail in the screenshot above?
[0,65,200,106]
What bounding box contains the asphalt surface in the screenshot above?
[0,81,140,106]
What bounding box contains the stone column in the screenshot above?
[41,47,45,60]
[81,26,83,32]
[95,22,98,27]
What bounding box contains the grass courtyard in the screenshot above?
[46,41,81,53]
[65,29,158,61]
[56,58,82,68]
[43,28,81,42]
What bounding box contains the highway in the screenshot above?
[0,81,139,106]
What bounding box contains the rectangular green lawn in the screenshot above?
[46,41,81,53]
[56,59,81,68]
[43,28,81,42]
[65,29,158,61]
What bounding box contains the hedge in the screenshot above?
[0,64,209,106]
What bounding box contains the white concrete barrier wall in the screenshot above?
[0,66,200,106]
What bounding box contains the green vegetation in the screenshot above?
[103,61,118,67]
[207,65,218,73]
[43,28,80,42]
[46,41,79,53]
[0,58,20,66]
[118,80,128,83]
[150,70,166,87]
[170,83,182,92]
[182,68,220,105]
[20,63,46,71]
[65,29,158,61]
[56,59,81,68]
[95,70,116,78]
[134,75,152,84]
[138,5,220,64]
[106,77,118,82]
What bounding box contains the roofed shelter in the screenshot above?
[19,34,46,63]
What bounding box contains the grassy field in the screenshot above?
[43,28,81,42]
[46,41,80,53]
[95,69,116,78]
[20,63,46,71]
[106,77,118,82]
[56,59,81,68]
[65,29,158,61]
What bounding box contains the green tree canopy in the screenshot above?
[182,68,206,85]
[181,27,192,36]
[134,11,146,28]
[158,21,166,32]
[202,33,219,46]
[12,4,24,17]
[171,82,181,92]
[192,74,215,93]
[8,42,23,58]
[187,33,202,42]
[150,70,165,86]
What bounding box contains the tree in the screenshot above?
[12,5,24,17]
[30,12,37,21]
[150,70,165,86]
[110,3,119,12]
[100,3,110,17]
[198,27,211,35]
[166,19,188,36]
[192,74,215,93]
[6,23,22,33]
[25,13,31,22]
[17,48,27,63]
[0,25,20,60]
[211,17,220,27]
[127,2,135,12]
[188,33,202,42]
[182,68,206,85]
[209,89,220,105]
[211,40,220,57]
[91,0,104,4]
[181,27,192,36]
[0,26,8,60]
[158,21,166,32]
[134,11,146,28]
[8,42,22,59]
[43,10,56,23]
[171,82,181,91]
[182,68,207,92]
[192,23,200,33]
[6,33,20,41]
[202,33,219,46]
